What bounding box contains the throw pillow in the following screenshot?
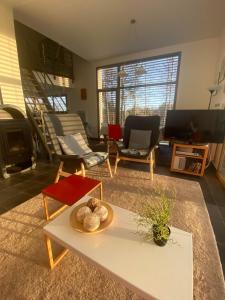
[57,133,92,156]
[128,129,151,150]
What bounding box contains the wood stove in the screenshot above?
[0,105,35,178]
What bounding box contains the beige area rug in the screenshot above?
[0,166,224,300]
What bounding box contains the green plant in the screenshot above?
[135,185,176,243]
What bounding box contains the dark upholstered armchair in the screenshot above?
[44,113,112,182]
[114,115,160,181]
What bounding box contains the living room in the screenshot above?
[0,0,225,299]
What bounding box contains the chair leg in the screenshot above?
[106,158,113,178]
[55,161,64,183]
[43,195,50,220]
[114,153,120,175]
[81,163,86,177]
[149,152,154,181]
[152,148,156,168]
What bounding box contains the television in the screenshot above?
[164,110,225,144]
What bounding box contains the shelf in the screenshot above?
[175,153,204,160]
[171,142,209,177]
[172,143,209,149]
[170,168,202,177]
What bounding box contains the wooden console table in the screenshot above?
[171,143,208,177]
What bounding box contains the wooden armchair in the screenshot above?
[44,113,112,182]
[114,115,160,181]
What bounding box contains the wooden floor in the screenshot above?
[0,145,224,277]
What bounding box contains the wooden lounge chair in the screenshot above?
[44,113,112,182]
[114,115,160,181]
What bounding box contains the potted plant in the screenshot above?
[136,186,175,246]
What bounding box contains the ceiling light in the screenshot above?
[135,65,146,76]
[118,68,128,78]
[118,19,146,78]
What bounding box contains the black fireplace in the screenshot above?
[0,105,35,178]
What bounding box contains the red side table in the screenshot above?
[42,175,102,220]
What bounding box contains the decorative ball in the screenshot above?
[87,198,100,211]
[94,205,108,222]
[83,213,100,232]
[76,206,92,223]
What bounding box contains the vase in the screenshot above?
[152,225,171,247]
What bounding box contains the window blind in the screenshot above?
[97,53,180,133]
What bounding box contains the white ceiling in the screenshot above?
[4,0,225,61]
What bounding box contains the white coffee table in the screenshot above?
[43,196,193,300]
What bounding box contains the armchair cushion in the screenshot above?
[57,133,92,156]
[83,152,108,168]
[121,148,149,158]
[128,129,151,150]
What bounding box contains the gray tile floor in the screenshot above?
[0,162,58,214]
[0,148,224,278]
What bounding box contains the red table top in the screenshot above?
[42,175,101,206]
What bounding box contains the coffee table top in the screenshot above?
[44,196,193,300]
[42,175,101,206]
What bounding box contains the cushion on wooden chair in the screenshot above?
[108,124,122,140]
[128,129,152,149]
[57,133,92,156]
[120,149,148,157]
[83,152,108,168]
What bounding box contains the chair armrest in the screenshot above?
[146,145,158,158]
[89,139,108,152]
[114,141,125,152]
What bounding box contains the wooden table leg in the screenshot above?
[45,235,69,270]
[43,194,68,221]
[100,183,103,201]
[43,195,50,220]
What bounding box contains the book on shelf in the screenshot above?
[177,147,193,153]
[173,156,186,170]
[176,151,201,157]
[187,161,202,173]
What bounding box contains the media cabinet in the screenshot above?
[171,143,209,177]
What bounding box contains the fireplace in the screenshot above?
[0,105,35,178]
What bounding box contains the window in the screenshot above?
[47,95,67,112]
[97,53,181,132]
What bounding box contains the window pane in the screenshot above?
[120,56,179,87]
[97,67,118,89]
[120,84,176,127]
[99,91,117,127]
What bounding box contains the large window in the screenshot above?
[97,53,181,132]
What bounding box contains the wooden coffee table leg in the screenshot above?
[43,195,50,220]
[43,194,68,221]
[100,183,103,201]
[45,235,69,270]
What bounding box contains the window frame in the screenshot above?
[96,51,181,137]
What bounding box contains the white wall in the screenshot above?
[81,38,219,136]
[211,28,225,169]
[69,54,99,136]
[211,28,225,109]
[69,54,91,113]
[0,2,25,112]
